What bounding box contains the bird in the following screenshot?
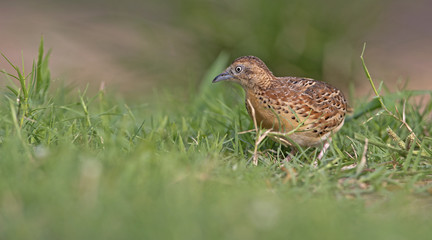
[212,56,348,162]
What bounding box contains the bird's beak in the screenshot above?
[212,72,233,83]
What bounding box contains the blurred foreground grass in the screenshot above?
[0,42,432,239]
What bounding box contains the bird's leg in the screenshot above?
[247,99,273,166]
[318,138,331,159]
[314,138,332,167]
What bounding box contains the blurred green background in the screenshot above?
[2,0,432,100]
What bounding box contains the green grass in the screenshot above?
[1,41,432,240]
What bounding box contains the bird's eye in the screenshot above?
[235,66,243,73]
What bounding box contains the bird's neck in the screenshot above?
[249,74,275,90]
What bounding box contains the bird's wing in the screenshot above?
[265,77,347,137]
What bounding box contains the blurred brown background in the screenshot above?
[1,0,431,100]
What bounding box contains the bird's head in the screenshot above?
[212,56,274,89]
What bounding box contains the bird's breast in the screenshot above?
[245,90,297,132]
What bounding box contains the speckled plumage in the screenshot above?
[213,56,348,147]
